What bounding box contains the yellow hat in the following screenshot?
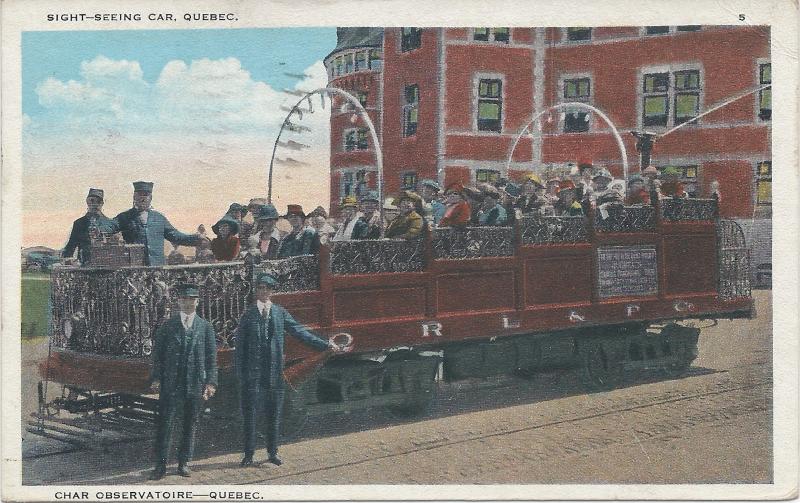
[523,172,544,188]
[340,195,358,208]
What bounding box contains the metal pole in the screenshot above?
[506,102,630,180]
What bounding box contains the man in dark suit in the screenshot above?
[235,273,349,467]
[62,188,113,265]
[102,181,205,266]
[277,205,320,258]
[149,283,218,480]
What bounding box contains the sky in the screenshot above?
[22,28,337,248]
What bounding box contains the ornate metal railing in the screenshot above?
[252,255,320,292]
[330,239,424,274]
[717,219,751,300]
[432,226,515,259]
[594,205,656,233]
[50,262,251,357]
[519,216,589,245]
[660,198,718,221]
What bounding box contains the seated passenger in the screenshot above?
[277,205,320,258]
[477,185,508,226]
[626,174,651,205]
[555,181,584,217]
[659,166,688,199]
[418,179,445,226]
[210,215,241,261]
[590,167,613,196]
[544,175,561,206]
[383,197,400,229]
[439,183,472,228]
[597,180,626,220]
[462,186,484,224]
[385,191,423,239]
[352,191,382,239]
[514,173,546,214]
[247,204,282,260]
[331,196,361,242]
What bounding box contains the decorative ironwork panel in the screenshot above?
[660,198,718,221]
[252,255,320,292]
[431,226,514,259]
[717,219,751,300]
[594,205,656,233]
[50,262,251,357]
[330,239,424,274]
[519,216,589,245]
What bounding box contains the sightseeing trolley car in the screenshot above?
[36,199,753,436]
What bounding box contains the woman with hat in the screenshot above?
[210,214,241,261]
[385,191,424,239]
[515,173,546,215]
[277,205,320,258]
[439,183,472,228]
[246,204,283,260]
[555,180,584,217]
[331,196,362,242]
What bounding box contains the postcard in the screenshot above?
[2,0,798,501]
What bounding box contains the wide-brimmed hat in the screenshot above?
[283,204,306,218]
[257,204,280,221]
[175,283,200,298]
[227,202,246,215]
[133,181,154,193]
[360,191,380,203]
[642,165,659,176]
[478,183,501,199]
[86,188,104,201]
[444,183,464,195]
[383,197,398,210]
[558,180,576,193]
[248,197,267,208]
[255,273,279,289]
[419,179,442,192]
[340,196,358,208]
[212,215,240,236]
[522,172,544,188]
[593,168,613,181]
[308,206,328,219]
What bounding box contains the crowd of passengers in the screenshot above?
[63,164,714,266]
[186,162,713,264]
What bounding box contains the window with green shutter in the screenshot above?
[756,161,771,205]
[477,79,502,132]
[355,52,367,71]
[643,73,669,126]
[369,49,383,71]
[563,77,591,132]
[566,27,591,41]
[401,28,422,52]
[759,63,771,121]
[476,169,500,184]
[474,27,490,41]
[673,70,700,125]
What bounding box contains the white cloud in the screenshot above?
[24,56,333,247]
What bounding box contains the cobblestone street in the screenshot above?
[22,291,771,485]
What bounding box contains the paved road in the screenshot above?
[22,290,771,485]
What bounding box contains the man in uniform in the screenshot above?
[103,181,205,266]
[149,283,218,479]
[235,273,348,466]
[352,191,382,239]
[62,188,113,265]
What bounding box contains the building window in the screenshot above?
[401,171,418,190]
[659,165,699,197]
[355,90,368,108]
[756,161,771,205]
[355,51,367,71]
[477,78,502,132]
[642,69,702,128]
[369,49,383,70]
[403,84,419,137]
[401,28,422,52]
[344,128,369,151]
[673,70,701,125]
[344,54,354,74]
[342,172,354,197]
[566,27,591,41]
[474,27,510,43]
[334,56,343,77]
[476,169,501,184]
[563,77,591,133]
[759,63,771,121]
[354,169,368,199]
[645,26,670,35]
[676,25,701,31]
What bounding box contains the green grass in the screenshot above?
[21,274,50,339]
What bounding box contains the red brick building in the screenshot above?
[326,26,771,220]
